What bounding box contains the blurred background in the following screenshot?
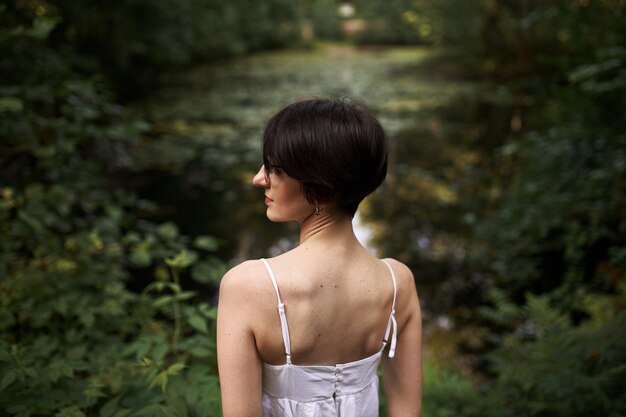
[1,0,625,416]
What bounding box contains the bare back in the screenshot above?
[253,242,395,366]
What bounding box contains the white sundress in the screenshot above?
[260,258,398,417]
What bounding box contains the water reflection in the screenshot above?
[135,46,447,250]
[353,212,376,254]
[133,44,493,321]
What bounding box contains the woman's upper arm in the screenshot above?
[217,262,264,417]
[381,259,423,417]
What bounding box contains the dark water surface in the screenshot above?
[133,44,482,279]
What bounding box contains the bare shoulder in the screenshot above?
[383,258,417,293]
[383,258,421,327]
[219,259,273,302]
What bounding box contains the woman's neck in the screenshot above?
[298,208,357,246]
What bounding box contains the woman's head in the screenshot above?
[262,98,388,217]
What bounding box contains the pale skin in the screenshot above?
[217,164,422,417]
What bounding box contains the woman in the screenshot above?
[217,99,422,417]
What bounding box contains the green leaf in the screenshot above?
[165,249,197,269]
[153,295,173,308]
[27,17,60,40]
[100,396,122,417]
[205,307,218,320]
[157,222,179,241]
[6,404,27,414]
[140,357,155,367]
[153,343,168,361]
[131,339,152,359]
[17,211,42,232]
[166,363,186,376]
[61,364,74,378]
[597,363,626,391]
[143,281,168,294]
[0,345,12,362]
[23,367,37,379]
[191,259,226,284]
[0,97,23,112]
[193,236,219,251]
[130,247,152,267]
[173,291,196,302]
[187,346,213,358]
[154,372,168,393]
[188,315,208,333]
[0,369,16,391]
[184,384,201,404]
[135,404,169,417]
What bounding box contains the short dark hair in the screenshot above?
[262,98,388,216]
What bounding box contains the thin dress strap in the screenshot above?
[382,260,398,358]
[260,258,292,365]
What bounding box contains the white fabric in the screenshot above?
[259,259,398,417]
[261,258,293,364]
[382,261,398,358]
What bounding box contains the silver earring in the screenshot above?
[315,205,321,216]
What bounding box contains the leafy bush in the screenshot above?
[33,0,301,97]
[0,5,225,416]
[358,1,626,414]
[420,290,626,417]
[355,0,425,45]
[481,290,626,417]
[304,0,342,40]
[422,363,496,417]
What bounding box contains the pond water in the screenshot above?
[132,43,498,322]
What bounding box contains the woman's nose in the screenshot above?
[252,165,268,188]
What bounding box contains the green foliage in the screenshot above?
[353,0,484,46]
[459,55,625,409]
[302,0,342,40]
[476,14,626,313]
[422,290,626,417]
[422,364,496,417]
[355,0,425,44]
[484,125,626,297]
[3,0,625,414]
[402,0,485,47]
[354,1,626,414]
[484,290,626,417]
[15,0,301,97]
[0,3,226,416]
